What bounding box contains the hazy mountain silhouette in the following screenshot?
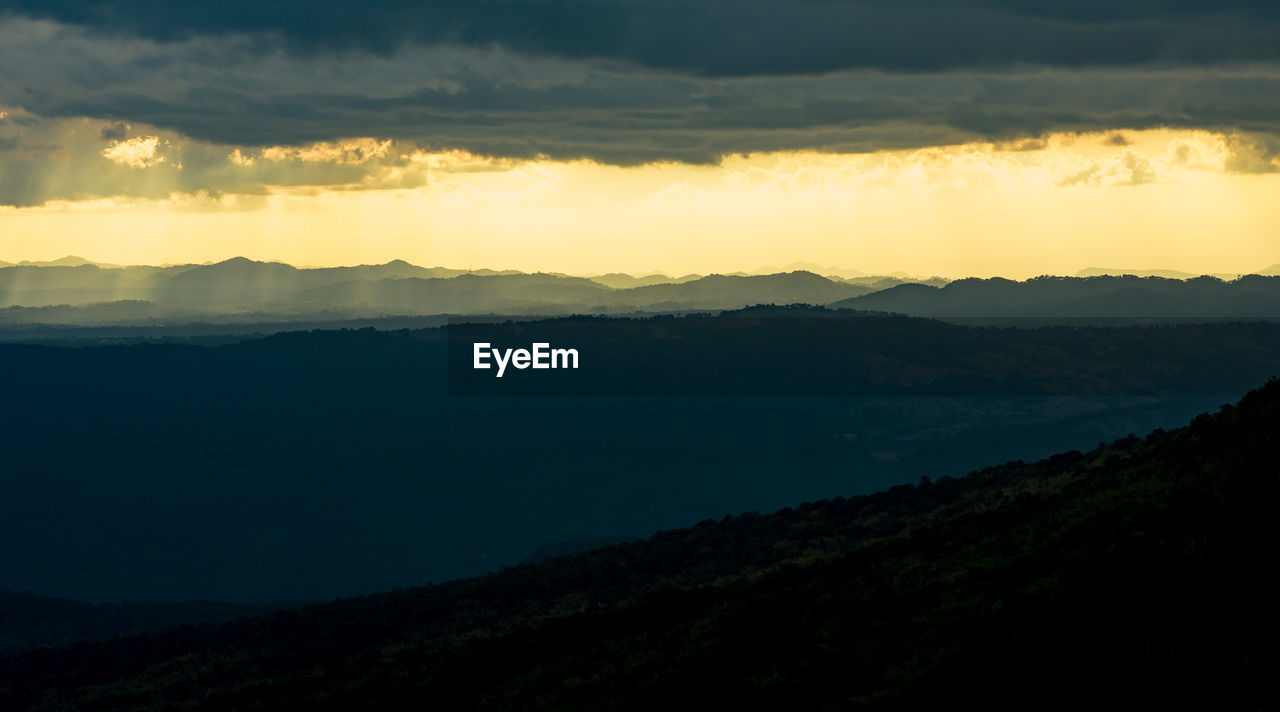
[2,378,1273,709]
[0,300,172,326]
[13,259,1280,321]
[831,274,1280,316]
[587,273,700,289]
[0,260,881,318]
[294,272,614,312]
[835,275,951,290]
[7,256,123,268]
[0,264,198,307]
[1075,266,1241,279]
[600,271,874,310]
[0,258,524,309]
[749,262,867,279]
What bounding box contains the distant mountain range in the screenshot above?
[3,257,1280,324]
[830,274,1280,317]
[0,256,125,268]
[586,272,702,289]
[0,258,887,320]
[1074,266,1245,280]
[1074,265,1280,279]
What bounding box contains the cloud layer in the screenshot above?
[9,1,1280,74]
[2,4,1280,206]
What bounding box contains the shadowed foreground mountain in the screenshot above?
[1,314,1275,604]
[3,379,1275,710]
[0,593,288,655]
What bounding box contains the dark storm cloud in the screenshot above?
[16,52,1280,165]
[5,0,1280,75]
[2,3,1280,205]
[100,122,130,140]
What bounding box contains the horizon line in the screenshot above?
[3,255,1278,282]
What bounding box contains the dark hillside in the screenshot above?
[2,379,1275,710]
[0,592,289,655]
[5,315,1264,603]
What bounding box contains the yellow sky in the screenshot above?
[2,129,1278,278]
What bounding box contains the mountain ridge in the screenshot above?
[831,273,1280,316]
[6,258,1280,322]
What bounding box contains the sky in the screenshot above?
[1,1,1278,277]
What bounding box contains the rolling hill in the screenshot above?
[3,314,1267,603]
[1,377,1274,709]
[0,592,289,655]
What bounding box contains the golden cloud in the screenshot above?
[259,138,392,165]
[101,135,165,169]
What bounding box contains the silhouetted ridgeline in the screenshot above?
[520,537,636,565]
[1,378,1275,710]
[5,259,1280,323]
[0,258,876,317]
[831,274,1280,316]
